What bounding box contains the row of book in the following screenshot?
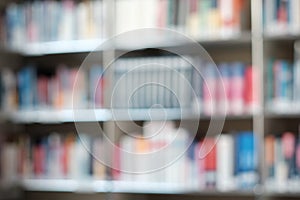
[2,0,249,46]
[1,133,106,180]
[200,61,258,116]
[266,58,300,112]
[116,0,248,38]
[113,56,193,109]
[114,121,258,190]
[265,131,300,192]
[0,65,104,110]
[264,0,300,35]
[0,57,258,114]
[114,56,258,114]
[2,0,105,47]
[0,122,258,191]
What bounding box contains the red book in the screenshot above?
[202,138,216,188]
[194,141,205,188]
[33,143,46,177]
[203,138,216,171]
[112,143,121,180]
[96,77,104,107]
[61,134,75,177]
[244,66,259,113]
[278,1,288,24]
[282,132,295,160]
[37,76,48,107]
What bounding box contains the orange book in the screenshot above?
[233,0,243,30]
[62,134,75,177]
[265,135,275,178]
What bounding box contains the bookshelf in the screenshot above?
[1,0,300,200]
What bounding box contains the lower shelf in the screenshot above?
[16,179,257,195]
[2,179,300,197]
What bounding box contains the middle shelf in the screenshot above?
[2,108,253,123]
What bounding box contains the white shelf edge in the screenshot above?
[18,179,257,195]
[9,39,105,56]
[3,32,252,56]
[10,109,112,123]
[6,108,254,123]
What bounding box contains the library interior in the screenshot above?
[0,0,299,200]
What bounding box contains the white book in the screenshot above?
[92,137,105,179]
[138,0,158,29]
[70,135,90,179]
[158,58,166,108]
[76,2,89,39]
[219,0,234,36]
[47,134,63,178]
[116,0,139,34]
[290,0,300,34]
[216,134,235,191]
[293,60,300,109]
[165,57,173,108]
[59,0,74,41]
[120,136,134,181]
[151,57,159,108]
[274,138,288,192]
[1,143,18,182]
[93,0,103,39]
[264,0,277,35]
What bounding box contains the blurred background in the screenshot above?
[0,0,299,200]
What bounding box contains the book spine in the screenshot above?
[217,134,235,191]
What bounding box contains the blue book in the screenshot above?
[89,65,103,107]
[230,62,245,78]
[17,66,37,109]
[274,60,293,102]
[235,131,257,189]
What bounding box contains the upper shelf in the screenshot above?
[3,32,252,56]
[2,108,253,124]
[7,39,105,56]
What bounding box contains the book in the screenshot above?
[230,62,245,115]
[216,134,235,191]
[235,131,258,189]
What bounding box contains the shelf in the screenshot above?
[19,179,256,196]
[2,32,252,56]
[15,179,300,197]
[8,39,105,56]
[5,108,253,123]
[21,179,107,193]
[265,101,300,118]
[110,108,200,121]
[10,109,111,123]
[197,32,252,45]
[264,32,300,41]
[265,112,300,119]
[115,31,251,51]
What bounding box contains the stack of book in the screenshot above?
[266,59,293,112]
[113,56,193,109]
[16,64,104,110]
[0,133,106,181]
[113,121,258,190]
[265,130,300,192]
[264,0,300,35]
[113,56,257,115]
[3,0,105,47]
[116,0,248,38]
[0,123,258,191]
[201,62,257,115]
